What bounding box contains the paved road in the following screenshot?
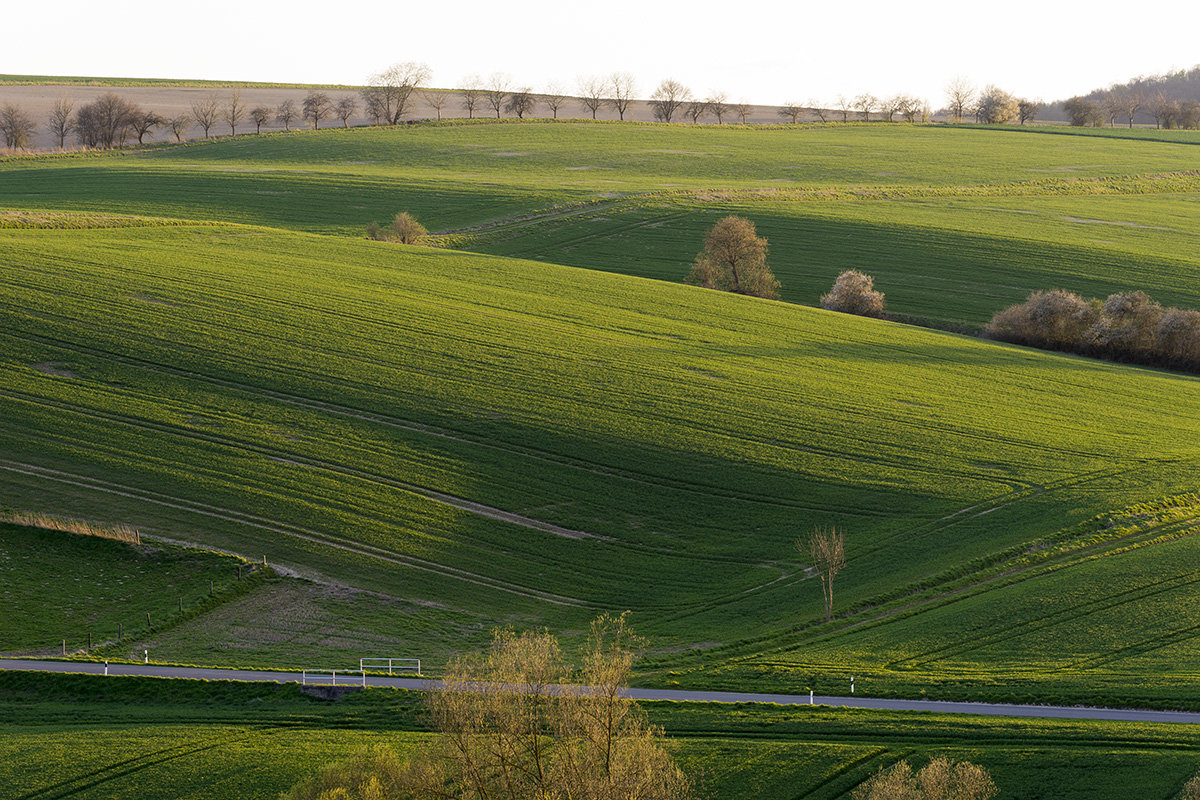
[4,658,1199,725]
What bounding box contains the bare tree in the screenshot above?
[732,102,751,123]
[223,90,245,135]
[649,79,691,123]
[249,106,271,134]
[1181,99,1200,130]
[167,114,191,142]
[1117,90,1143,128]
[0,104,36,150]
[74,93,137,149]
[609,72,636,121]
[542,83,569,119]
[363,61,431,124]
[363,90,387,124]
[835,95,853,122]
[334,95,357,127]
[778,103,804,124]
[685,99,709,123]
[707,91,728,123]
[1017,98,1043,125]
[945,76,975,123]
[898,96,923,123]
[686,215,780,299]
[485,73,510,118]
[130,110,164,144]
[48,96,74,148]
[275,99,298,131]
[459,75,483,119]
[505,87,537,119]
[802,526,845,623]
[1150,90,1179,129]
[809,101,830,123]
[881,95,906,122]
[302,91,331,129]
[578,76,606,119]
[854,93,877,121]
[421,90,448,121]
[190,94,219,138]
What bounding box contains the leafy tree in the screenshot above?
[367,211,428,244]
[685,216,780,299]
[821,270,886,317]
[974,85,1018,124]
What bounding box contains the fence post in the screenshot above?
[62,639,66,656]
[362,670,366,688]
[302,670,306,686]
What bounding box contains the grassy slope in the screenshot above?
[2,672,1199,800]
[4,222,1200,702]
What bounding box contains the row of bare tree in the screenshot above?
[1063,88,1200,129]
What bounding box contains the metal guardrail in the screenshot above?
[301,668,366,687]
[360,657,422,676]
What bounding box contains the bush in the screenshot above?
[820,270,886,317]
[366,212,428,244]
[1181,772,1200,800]
[983,289,1097,350]
[852,757,997,800]
[286,747,407,800]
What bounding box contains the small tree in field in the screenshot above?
[821,270,886,317]
[368,212,428,244]
[275,99,298,131]
[853,757,997,800]
[334,95,357,127]
[686,216,780,299]
[802,526,845,623]
[249,106,271,134]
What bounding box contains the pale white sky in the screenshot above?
[6,0,1199,105]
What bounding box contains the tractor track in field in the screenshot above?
[0,459,589,607]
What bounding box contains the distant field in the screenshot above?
[3,672,1199,800]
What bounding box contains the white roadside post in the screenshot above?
[809,689,814,705]
[851,676,855,694]
[144,650,148,664]
[104,661,108,676]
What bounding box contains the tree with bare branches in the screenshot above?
[609,72,637,121]
[302,91,331,129]
[945,77,975,123]
[505,87,537,119]
[168,114,191,142]
[802,526,845,622]
[649,79,691,123]
[485,73,510,118]
[248,106,270,134]
[854,93,878,122]
[275,99,298,131]
[778,103,804,123]
[459,75,483,119]
[190,94,219,138]
[835,95,853,122]
[74,93,137,149]
[1017,98,1043,125]
[686,215,779,299]
[707,91,728,123]
[542,83,570,119]
[578,76,606,119]
[0,104,35,150]
[421,90,448,121]
[810,101,830,123]
[685,99,709,123]
[48,96,74,148]
[732,102,751,123]
[363,61,431,124]
[332,96,357,127]
[130,110,164,144]
[222,91,245,135]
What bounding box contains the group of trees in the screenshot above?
[944,78,1041,125]
[1063,88,1200,129]
[985,288,1200,371]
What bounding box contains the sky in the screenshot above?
[5,0,1200,105]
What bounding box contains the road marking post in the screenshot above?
[104,661,108,676]
[809,690,813,705]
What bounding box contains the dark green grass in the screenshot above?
[2,672,1199,800]
[5,223,1200,700]
[0,522,251,655]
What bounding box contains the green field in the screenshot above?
[3,672,1199,800]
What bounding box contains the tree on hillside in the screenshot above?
[302,91,332,129]
[505,87,537,119]
[732,102,752,123]
[286,614,694,800]
[854,93,878,121]
[420,90,448,121]
[974,85,1018,124]
[881,94,906,122]
[363,61,431,124]
[485,73,511,118]
[945,76,975,122]
[821,270,886,317]
[609,72,637,121]
[542,83,570,119]
[224,90,245,135]
[191,94,219,138]
[685,215,780,299]
[1062,96,1101,127]
[852,758,997,800]
[74,93,137,149]
[802,526,845,623]
[167,114,191,142]
[130,110,164,144]
[249,106,271,134]
[649,79,691,123]
[367,211,428,245]
[47,96,74,148]
[707,91,729,123]
[810,101,830,123]
[685,99,709,123]
[578,76,606,119]
[898,96,924,123]
[1180,99,1200,130]
[1150,90,1180,129]
[0,103,35,150]
[779,103,805,123]
[275,99,298,131]
[835,95,853,122]
[1017,98,1043,125]
[334,95,358,127]
[459,75,483,119]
